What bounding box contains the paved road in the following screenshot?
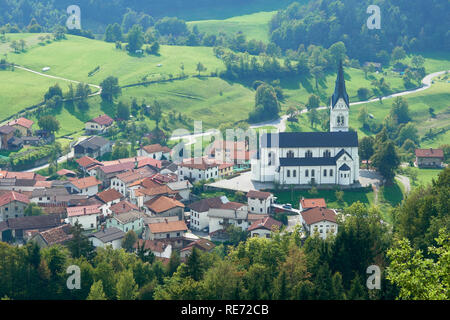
[396,175,411,194]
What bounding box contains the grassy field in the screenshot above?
[187,11,275,42]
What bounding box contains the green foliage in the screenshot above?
[116,269,138,300]
[100,76,121,102]
[38,115,60,133]
[87,280,107,300]
[122,230,138,252]
[249,83,280,122]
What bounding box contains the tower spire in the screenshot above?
[331,60,349,109]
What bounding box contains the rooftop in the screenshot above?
[89,227,125,243]
[248,216,282,232]
[89,114,114,126]
[301,207,337,225]
[247,190,273,200]
[415,148,444,158]
[0,191,30,206]
[69,176,101,190]
[145,195,185,214]
[8,117,34,129]
[148,220,188,234]
[96,188,123,203]
[141,144,171,154]
[300,198,327,209]
[67,205,101,217]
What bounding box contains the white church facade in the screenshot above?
[251,62,359,186]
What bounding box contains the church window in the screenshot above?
[287,150,294,158]
[268,152,274,166]
[293,170,297,177]
[287,170,290,177]
[305,150,313,158]
[324,169,327,177]
[330,169,333,177]
[305,170,309,177]
[323,150,331,157]
[311,170,315,177]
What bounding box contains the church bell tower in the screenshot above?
[330,61,350,132]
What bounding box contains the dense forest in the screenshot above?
[270,0,450,61]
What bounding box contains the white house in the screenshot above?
[144,220,188,248]
[66,176,101,196]
[134,239,172,259]
[248,216,283,238]
[66,205,102,231]
[208,202,248,234]
[106,210,146,236]
[178,157,219,182]
[251,62,359,186]
[138,144,171,160]
[301,207,338,239]
[189,196,230,232]
[246,190,275,214]
[95,188,123,215]
[85,114,114,134]
[89,227,125,249]
[167,180,192,202]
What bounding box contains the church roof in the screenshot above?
[261,131,358,148]
[331,61,349,108]
[339,164,351,171]
[279,148,355,167]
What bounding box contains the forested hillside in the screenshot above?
[270,0,450,61]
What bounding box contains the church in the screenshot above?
[251,62,359,186]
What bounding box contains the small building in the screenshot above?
[56,169,77,178]
[8,117,34,137]
[134,239,172,259]
[89,227,125,249]
[74,136,113,159]
[246,190,274,214]
[31,224,73,248]
[189,196,229,232]
[106,210,146,236]
[66,205,102,231]
[66,176,102,196]
[0,214,62,242]
[30,187,70,205]
[180,238,216,259]
[166,180,192,202]
[138,144,171,160]
[110,200,139,215]
[0,125,15,150]
[218,163,234,178]
[0,191,30,222]
[144,219,188,249]
[95,188,123,211]
[178,157,219,182]
[208,202,248,234]
[299,197,327,212]
[85,114,114,134]
[75,156,103,176]
[248,216,282,238]
[415,148,444,168]
[301,207,338,239]
[144,195,185,219]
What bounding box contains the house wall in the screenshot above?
[248,196,273,214]
[106,217,144,236]
[178,166,219,182]
[90,237,122,249]
[250,228,271,238]
[0,200,28,222]
[190,209,209,231]
[307,220,338,239]
[417,157,443,168]
[67,214,98,231]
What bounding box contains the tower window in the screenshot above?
[287,150,294,158]
[311,169,315,177]
[305,150,313,158]
[323,150,331,157]
[324,169,327,177]
[287,170,290,177]
[293,170,297,177]
[330,169,333,177]
[305,170,309,177]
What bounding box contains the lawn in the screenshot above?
[187,11,275,42]
[272,187,375,210]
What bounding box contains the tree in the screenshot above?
[359,136,375,168]
[116,269,138,300]
[87,280,107,300]
[149,100,163,127]
[306,94,320,110]
[307,108,320,128]
[357,88,370,101]
[370,140,400,182]
[116,101,130,120]
[411,55,425,69]
[25,203,45,216]
[311,66,324,91]
[66,222,95,260]
[249,84,280,122]
[286,105,298,120]
[386,229,450,300]
[357,107,369,127]
[112,142,130,160]
[122,231,137,252]
[390,97,411,124]
[38,115,60,134]
[127,24,144,53]
[391,46,406,62]
[184,247,203,281]
[44,84,63,101]
[196,62,207,76]
[100,76,121,102]
[396,123,419,146]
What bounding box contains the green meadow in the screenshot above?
[187,11,275,42]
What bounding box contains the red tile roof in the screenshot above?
[148,220,188,234]
[180,157,219,170]
[8,117,34,129]
[76,156,102,168]
[56,169,76,176]
[415,148,444,158]
[89,114,114,126]
[37,224,73,246]
[142,144,171,154]
[301,207,337,225]
[110,200,139,214]
[0,191,30,206]
[247,190,273,200]
[99,162,135,174]
[248,216,282,232]
[300,198,327,209]
[145,195,185,214]
[133,239,169,253]
[96,188,123,203]
[69,176,101,190]
[67,205,101,217]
